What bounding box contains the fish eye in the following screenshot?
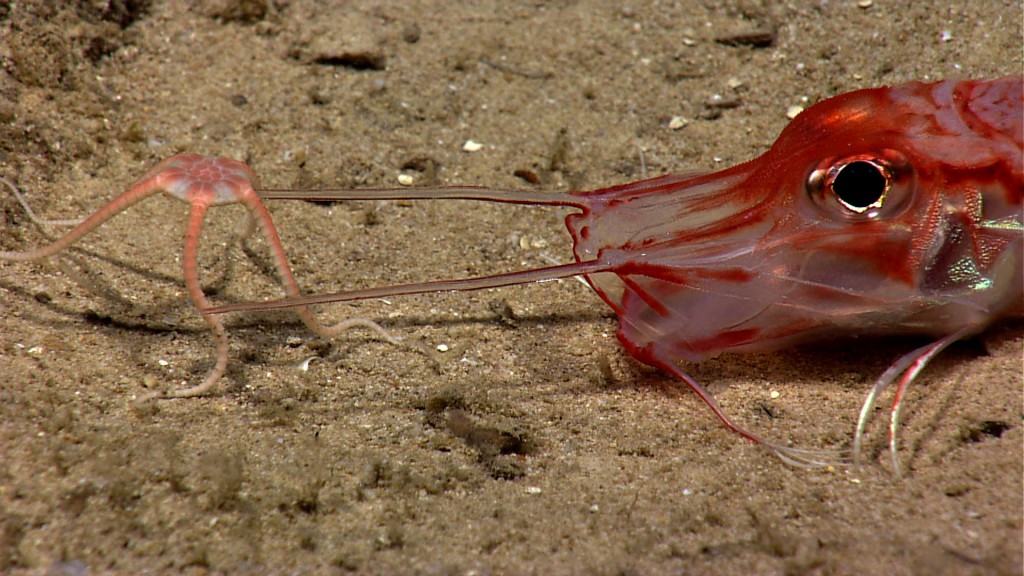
[830,160,888,213]
[806,152,912,221]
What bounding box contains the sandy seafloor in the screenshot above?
[0,1,1021,574]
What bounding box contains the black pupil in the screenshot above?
[832,161,886,209]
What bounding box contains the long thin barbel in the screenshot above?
[198,183,600,314]
[205,259,615,315]
[852,327,973,475]
[639,342,851,467]
[259,185,585,206]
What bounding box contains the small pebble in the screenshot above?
[298,357,317,372]
[436,344,449,353]
[513,168,541,184]
[770,390,781,399]
[705,93,741,109]
[518,236,549,250]
[714,29,776,48]
[462,140,483,152]
[397,173,414,186]
[786,105,804,119]
[668,116,689,130]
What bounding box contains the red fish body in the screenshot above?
[569,78,1022,364]
[207,77,1023,471]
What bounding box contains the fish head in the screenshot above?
[568,78,1023,362]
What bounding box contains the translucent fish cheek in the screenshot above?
[796,249,897,293]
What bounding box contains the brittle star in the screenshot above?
[1,154,403,400]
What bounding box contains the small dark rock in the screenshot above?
[715,28,776,48]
